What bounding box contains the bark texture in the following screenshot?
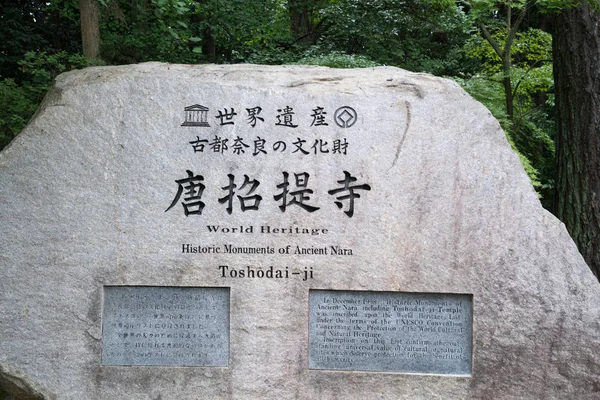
[288,0,313,43]
[553,1,600,279]
[79,0,100,59]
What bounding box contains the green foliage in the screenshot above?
[315,0,471,74]
[97,0,300,64]
[514,29,552,64]
[190,0,297,63]
[295,48,379,68]
[0,78,38,149]
[456,1,556,205]
[511,63,553,104]
[537,0,584,13]
[245,44,302,65]
[463,26,553,118]
[510,105,555,205]
[0,0,82,81]
[0,51,88,149]
[513,141,542,188]
[18,51,89,102]
[454,74,555,204]
[453,76,509,128]
[0,2,45,80]
[460,75,545,190]
[464,27,552,73]
[100,0,199,64]
[467,0,529,19]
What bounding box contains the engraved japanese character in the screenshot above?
[253,136,267,156]
[232,136,250,155]
[332,138,349,155]
[274,172,320,213]
[273,141,287,152]
[292,137,309,155]
[275,106,298,128]
[218,174,262,214]
[246,107,264,127]
[311,139,329,154]
[209,135,228,153]
[189,136,209,153]
[327,171,371,217]
[165,170,206,216]
[215,108,237,125]
[310,107,328,126]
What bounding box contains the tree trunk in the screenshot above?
[502,56,514,120]
[203,27,216,63]
[288,0,312,43]
[553,1,600,279]
[79,0,100,60]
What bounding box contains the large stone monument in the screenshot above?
[1,64,598,399]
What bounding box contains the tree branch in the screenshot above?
[505,1,528,55]
[479,23,505,60]
[511,58,553,99]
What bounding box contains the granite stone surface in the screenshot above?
[0,63,599,399]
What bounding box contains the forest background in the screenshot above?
[1,0,599,279]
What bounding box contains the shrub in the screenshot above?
[0,51,89,151]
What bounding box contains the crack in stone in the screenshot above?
[390,101,412,170]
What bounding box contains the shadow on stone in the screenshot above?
[0,371,46,400]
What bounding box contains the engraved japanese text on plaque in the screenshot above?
[101,286,229,367]
[309,290,472,375]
